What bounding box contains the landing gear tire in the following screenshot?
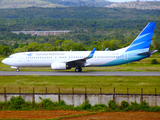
[75,67,82,72]
[75,69,78,72]
[16,68,20,72]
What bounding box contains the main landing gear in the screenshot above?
[16,68,20,72]
[75,67,82,72]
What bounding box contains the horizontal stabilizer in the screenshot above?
[138,50,158,56]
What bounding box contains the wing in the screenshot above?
[66,47,96,67]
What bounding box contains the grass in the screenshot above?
[0,76,160,94]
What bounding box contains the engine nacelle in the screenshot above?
[51,62,67,70]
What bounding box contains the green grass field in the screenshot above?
[0,76,160,94]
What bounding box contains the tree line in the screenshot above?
[1,39,160,56]
[0,7,160,20]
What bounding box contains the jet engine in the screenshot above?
[51,62,67,70]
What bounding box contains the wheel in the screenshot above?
[75,68,79,72]
[79,67,82,72]
[16,68,19,72]
[75,67,82,72]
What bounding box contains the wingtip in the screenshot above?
[86,47,96,59]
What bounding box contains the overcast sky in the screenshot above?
[108,0,160,2]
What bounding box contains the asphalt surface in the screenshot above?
[0,71,160,76]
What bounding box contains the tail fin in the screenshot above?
[126,22,156,52]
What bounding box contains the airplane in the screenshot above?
[2,22,157,72]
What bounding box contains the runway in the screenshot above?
[0,71,160,76]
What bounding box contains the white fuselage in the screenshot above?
[4,51,118,67]
[2,46,148,69]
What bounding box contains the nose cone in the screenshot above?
[2,58,8,65]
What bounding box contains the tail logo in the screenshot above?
[126,22,156,52]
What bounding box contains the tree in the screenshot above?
[54,40,64,47]
[90,41,102,50]
[39,43,54,51]
[154,42,160,52]
[1,46,13,56]
[14,47,25,53]
[48,37,55,45]
[72,43,86,51]
[28,42,39,51]
[102,41,112,51]
[61,40,73,51]
[13,42,19,49]
[110,40,121,50]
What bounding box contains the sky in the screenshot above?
[108,0,160,2]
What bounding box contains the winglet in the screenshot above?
[105,47,109,51]
[85,47,96,59]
